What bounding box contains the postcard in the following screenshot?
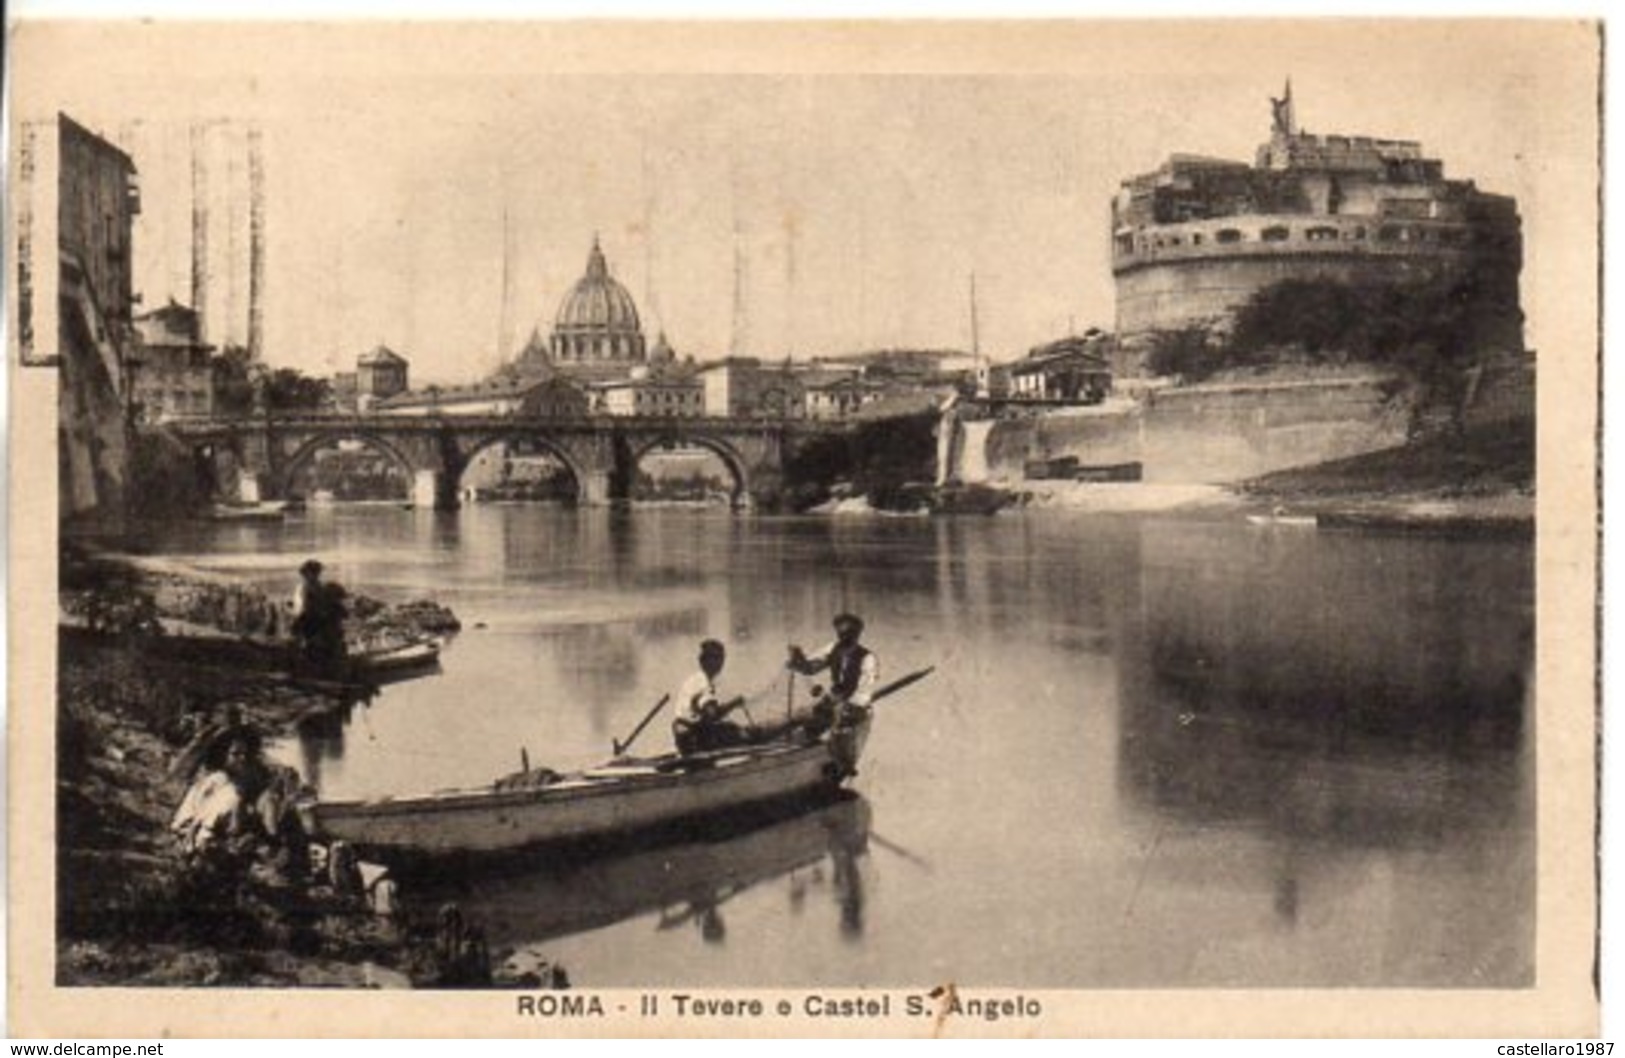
[7,18,1601,1038]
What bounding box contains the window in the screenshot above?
[1261,225,1290,242]
[1306,226,1340,242]
[1216,229,1244,244]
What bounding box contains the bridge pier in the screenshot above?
[238,471,264,505]
[579,469,613,506]
[412,470,461,511]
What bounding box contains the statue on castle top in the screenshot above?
[1270,79,1295,137]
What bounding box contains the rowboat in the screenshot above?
[351,639,442,679]
[299,712,872,862]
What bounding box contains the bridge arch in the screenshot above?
[624,432,750,506]
[449,432,590,503]
[278,431,420,501]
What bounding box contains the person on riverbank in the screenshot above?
[291,559,348,669]
[673,639,752,755]
[787,613,879,735]
[171,719,308,877]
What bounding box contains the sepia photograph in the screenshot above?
[6,16,1601,1038]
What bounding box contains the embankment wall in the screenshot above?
[981,373,1415,484]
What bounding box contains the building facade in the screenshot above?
[131,299,214,422]
[593,370,705,418]
[1110,88,1523,366]
[46,116,142,525]
[805,376,889,420]
[698,358,807,419]
[357,345,409,404]
[1008,335,1113,403]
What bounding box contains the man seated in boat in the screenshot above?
[290,559,349,670]
[673,639,753,755]
[787,612,879,735]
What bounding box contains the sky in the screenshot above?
[10,20,1600,384]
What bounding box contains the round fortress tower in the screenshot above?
[1110,85,1523,367]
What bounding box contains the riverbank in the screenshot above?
[1234,421,1534,534]
[55,552,558,988]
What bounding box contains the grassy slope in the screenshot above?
[1240,420,1533,501]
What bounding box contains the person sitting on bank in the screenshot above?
[171,718,308,877]
[291,559,348,669]
[673,639,752,755]
[787,612,879,734]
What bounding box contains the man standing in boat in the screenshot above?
[673,639,752,755]
[787,612,879,734]
[291,559,348,670]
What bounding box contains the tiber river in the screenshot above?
[145,503,1533,989]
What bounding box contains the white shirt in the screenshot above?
[676,670,721,725]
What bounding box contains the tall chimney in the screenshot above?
[190,123,210,345]
[248,126,265,361]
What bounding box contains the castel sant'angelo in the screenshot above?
[1110,84,1524,365]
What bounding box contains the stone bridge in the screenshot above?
[163,414,849,509]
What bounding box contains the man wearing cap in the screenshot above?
[673,639,751,755]
[787,613,879,733]
[291,559,348,669]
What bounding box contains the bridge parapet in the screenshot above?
[155,414,851,509]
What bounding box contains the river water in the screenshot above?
[143,503,1533,989]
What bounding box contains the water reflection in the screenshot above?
[1110,521,1533,983]
[153,506,1532,987]
[423,795,872,956]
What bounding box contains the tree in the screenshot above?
[1145,327,1222,381]
[265,368,333,412]
[211,345,257,417]
[211,346,332,415]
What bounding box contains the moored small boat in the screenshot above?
[299,712,872,861]
[206,502,288,523]
[1246,507,1318,528]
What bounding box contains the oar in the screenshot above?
[613,693,672,757]
[869,666,936,705]
[868,830,934,873]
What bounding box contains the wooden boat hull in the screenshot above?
[302,717,870,859]
[425,795,871,948]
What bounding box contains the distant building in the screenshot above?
[698,358,806,419]
[975,361,1011,400]
[373,375,588,418]
[1007,335,1112,403]
[805,376,890,420]
[1111,84,1523,368]
[131,300,214,422]
[356,345,409,407]
[593,368,704,418]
